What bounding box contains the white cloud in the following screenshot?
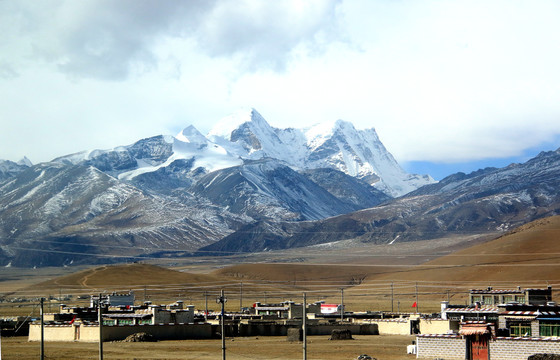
[1,0,560,169]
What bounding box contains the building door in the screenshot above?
[74,325,80,341]
[470,335,489,360]
[410,319,420,334]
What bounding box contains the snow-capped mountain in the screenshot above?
[207,108,435,197]
[0,108,437,266]
[53,132,242,183]
[0,158,31,182]
[1,108,560,266]
[53,108,432,198]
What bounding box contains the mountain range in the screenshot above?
[1,109,559,267]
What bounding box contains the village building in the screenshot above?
[416,286,560,360]
[29,295,199,342]
[469,286,552,306]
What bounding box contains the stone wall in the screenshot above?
[416,334,466,359]
[416,335,560,360]
[490,337,560,360]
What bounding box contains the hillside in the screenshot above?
[208,216,560,311]
[4,216,560,315]
[203,148,560,254]
[368,215,560,284]
[28,263,222,291]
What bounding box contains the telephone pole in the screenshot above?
[240,281,243,311]
[40,298,44,360]
[391,282,394,312]
[217,290,227,360]
[302,292,307,360]
[204,291,208,322]
[340,288,344,322]
[98,293,103,360]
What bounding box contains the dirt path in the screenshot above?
[79,266,107,288]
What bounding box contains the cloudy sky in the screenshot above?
[2,0,560,179]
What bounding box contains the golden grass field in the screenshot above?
[2,215,560,358]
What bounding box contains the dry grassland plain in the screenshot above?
[3,335,417,360]
[1,216,560,358]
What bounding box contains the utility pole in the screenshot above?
[240,281,243,311]
[340,288,344,322]
[302,292,307,360]
[40,297,44,360]
[391,282,394,312]
[204,291,208,322]
[217,290,227,360]
[98,293,103,360]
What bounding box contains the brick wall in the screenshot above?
[416,335,465,359]
[490,337,560,360]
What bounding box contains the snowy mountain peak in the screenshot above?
[17,156,33,167]
[176,125,206,144]
[208,108,270,140]
[41,109,434,198]
[204,109,435,197]
[304,119,358,150]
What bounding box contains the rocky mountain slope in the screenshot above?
[0,162,245,266]
[200,148,560,254]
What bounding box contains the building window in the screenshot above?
[138,319,151,325]
[472,296,481,303]
[515,295,525,303]
[510,322,532,336]
[118,319,134,325]
[540,322,560,337]
[503,295,513,303]
[483,296,493,305]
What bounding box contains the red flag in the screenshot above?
[69,315,77,324]
[412,302,417,308]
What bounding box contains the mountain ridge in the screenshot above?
[199,147,560,254]
[2,109,559,268]
[0,109,425,266]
